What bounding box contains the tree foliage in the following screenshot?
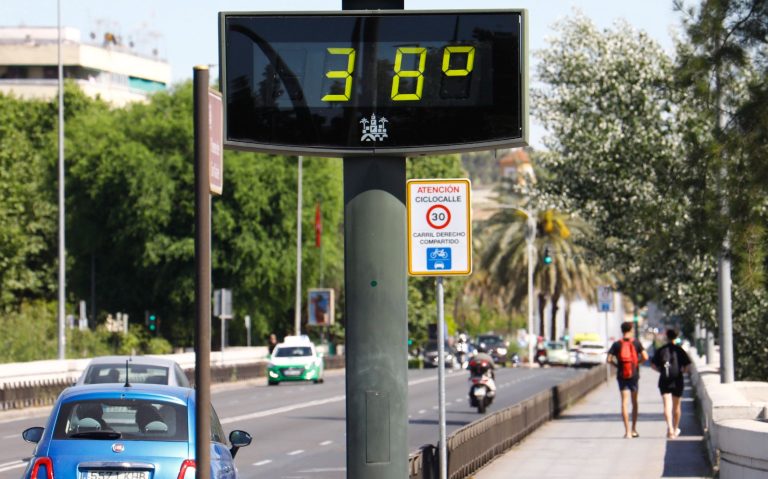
[535,5,768,379]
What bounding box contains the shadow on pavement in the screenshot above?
[661,380,713,478]
[555,412,666,422]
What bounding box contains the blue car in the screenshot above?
[21,384,251,479]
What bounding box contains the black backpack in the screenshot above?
[660,346,680,381]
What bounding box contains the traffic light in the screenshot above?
[543,246,553,265]
[148,313,157,333]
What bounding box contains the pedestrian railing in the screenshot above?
[408,364,607,479]
[0,355,347,411]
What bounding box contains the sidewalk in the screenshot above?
[472,366,713,479]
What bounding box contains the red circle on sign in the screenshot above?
[426,204,451,229]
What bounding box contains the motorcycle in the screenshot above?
[467,358,496,414]
[509,352,521,367]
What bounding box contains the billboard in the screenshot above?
[308,288,335,327]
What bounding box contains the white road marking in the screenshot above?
[319,440,333,446]
[221,375,447,424]
[418,409,427,414]
[298,468,346,473]
[2,434,19,439]
[252,460,272,467]
[287,449,304,456]
[0,461,25,473]
[221,395,345,424]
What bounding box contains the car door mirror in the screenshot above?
[22,426,44,444]
[229,429,252,458]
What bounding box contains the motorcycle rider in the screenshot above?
[468,344,497,394]
[455,333,470,368]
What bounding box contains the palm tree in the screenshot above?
[479,206,606,341]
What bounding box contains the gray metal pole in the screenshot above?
[57,0,66,361]
[341,2,406,479]
[343,156,408,479]
[295,156,303,336]
[436,277,447,479]
[526,211,536,366]
[605,311,610,382]
[193,65,212,479]
[706,329,717,366]
[716,70,734,383]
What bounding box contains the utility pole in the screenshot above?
[715,33,734,384]
[193,65,212,479]
[526,210,536,366]
[295,156,303,336]
[56,0,66,361]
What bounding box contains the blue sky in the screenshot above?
[1,0,684,148]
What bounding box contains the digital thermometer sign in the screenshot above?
[219,10,528,156]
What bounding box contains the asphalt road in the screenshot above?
[0,366,581,479]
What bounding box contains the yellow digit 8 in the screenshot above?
[391,47,426,101]
[441,46,475,77]
[321,48,356,102]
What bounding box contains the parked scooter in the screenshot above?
[467,356,496,413]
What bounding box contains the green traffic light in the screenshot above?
[543,247,553,265]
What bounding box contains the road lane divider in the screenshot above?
[220,374,463,424]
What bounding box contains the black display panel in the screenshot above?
[219,10,528,156]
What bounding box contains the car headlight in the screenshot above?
[496,348,507,355]
[268,370,279,378]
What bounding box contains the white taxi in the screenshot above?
[267,335,324,385]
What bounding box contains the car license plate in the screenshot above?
[86,471,148,479]
[283,369,302,377]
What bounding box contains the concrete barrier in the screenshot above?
[0,349,345,410]
[690,349,768,478]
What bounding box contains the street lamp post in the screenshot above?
[525,211,536,366]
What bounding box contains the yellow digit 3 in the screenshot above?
[321,48,356,102]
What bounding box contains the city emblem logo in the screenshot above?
[360,114,388,142]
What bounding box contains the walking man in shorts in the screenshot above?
[651,329,691,438]
[607,322,648,438]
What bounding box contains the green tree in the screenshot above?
[0,93,57,306]
[675,0,768,379]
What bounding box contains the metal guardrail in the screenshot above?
[0,355,347,411]
[408,364,607,479]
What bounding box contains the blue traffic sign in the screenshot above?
[427,248,452,271]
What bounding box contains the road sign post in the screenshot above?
[597,286,614,382]
[408,178,472,479]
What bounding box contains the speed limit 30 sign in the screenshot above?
[407,179,472,276]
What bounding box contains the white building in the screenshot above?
[0,27,170,106]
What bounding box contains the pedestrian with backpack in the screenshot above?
[606,321,648,438]
[651,329,691,438]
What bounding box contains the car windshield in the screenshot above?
[84,364,170,385]
[547,342,565,350]
[53,398,187,441]
[478,336,503,346]
[275,346,312,357]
